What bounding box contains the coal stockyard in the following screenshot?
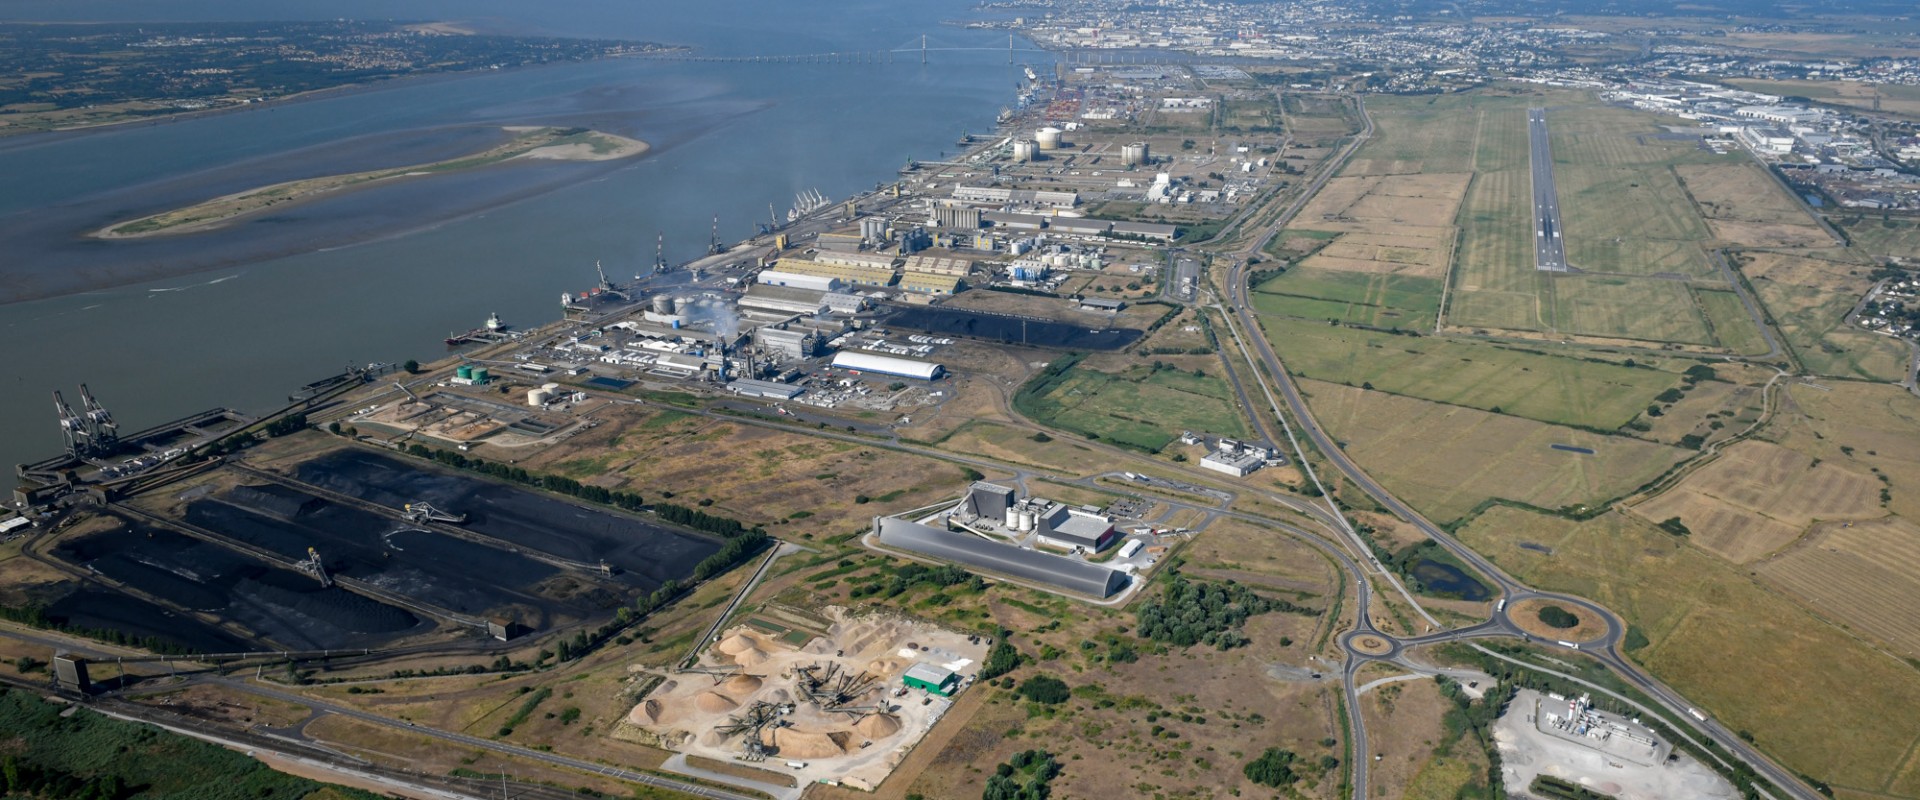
[29,445,731,655]
[881,305,1144,350]
[287,449,723,589]
[48,517,428,651]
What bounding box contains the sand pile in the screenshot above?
[854,714,902,739]
[734,647,770,667]
[867,658,899,675]
[723,674,764,696]
[628,698,674,725]
[717,633,759,655]
[771,728,851,759]
[699,730,729,748]
[694,691,738,713]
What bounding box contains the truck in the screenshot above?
[786,761,809,770]
[1555,640,1580,650]
[1496,598,1507,613]
[1688,708,1708,722]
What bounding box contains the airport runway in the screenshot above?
[1529,108,1570,272]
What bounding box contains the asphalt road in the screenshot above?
[1216,97,1819,800]
[1529,108,1571,272]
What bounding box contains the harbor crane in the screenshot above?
[403,502,466,525]
[52,390,89,458]
[593,260,629,301]
[709,213,725,255]
[393,382,421,404]
[653,232,669,274]
[78,384,118,452]
[52,384,120,459]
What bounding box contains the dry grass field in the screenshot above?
[1262,316,1683,429]
[1837,216,1920,264]
[1454,506,1920,795]
[1727,78,1920,117]
[1767,382,1920,521]
[524,405,976,535]
[1675,163,1833,248]
[1628,440,1882,563]
[1738,251,1911,381]
[936,419,1116,476]
[1755,517,1920,659]
[1301,380,1689,524]
[1253,268,1443,330]
[1360,679,1458,800]
[1289,172,1470,279]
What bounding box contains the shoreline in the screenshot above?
[91,127,651,240]
[0,47,687,147]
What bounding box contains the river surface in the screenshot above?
[0,0,1035,468]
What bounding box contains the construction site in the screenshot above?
[1495,689,1738,800]
[623,606,986,791]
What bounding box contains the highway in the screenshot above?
[1215,97,1819,800]
[1529,108,1571,272]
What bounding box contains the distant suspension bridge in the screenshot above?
[635,33,1211,66]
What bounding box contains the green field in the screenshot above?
[1695,289,1772,355]
[1252,268,1443,330]
[1260,316,1681,430]
[1340,92,1548,176]
[1549,277,1713,344]
[0,689,379,800]
[1015,358,1250,451]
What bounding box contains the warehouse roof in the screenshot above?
[900,273,963,294]
[831,351,944,380]
[904,662,956,685]
[874,517,1130,598]
[775,259,897,286]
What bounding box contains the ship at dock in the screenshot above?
[787,189,829,222]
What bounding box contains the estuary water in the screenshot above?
[0,0,1031,468]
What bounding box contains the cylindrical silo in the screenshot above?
[1035,127,1063,151]
[651,294,675,314]
[1005,507,1020,529]
[1013,140,1038,162]
[1122,141,1149,166]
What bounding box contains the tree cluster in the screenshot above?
[1016,675,1071,705]
[1242,747,1299,787]
[982,750,1060,800]
[262,412,308,438]
[977,635,1024,680]
[1135,574,1309,650]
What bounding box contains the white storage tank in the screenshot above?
[527,388,553,407]
[1013,139,1038,162]
[1122,141,1149,166]
[1019,510,1038,532]
[1035,127,1063,151]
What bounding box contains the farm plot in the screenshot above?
[1015,360,1250,451]
[1261,316,1681,429]
[1767,382,1920,522]
[1449,168,1542,331]
[1455,506,1920,796]
[1288,172,1469,279]
[1629,440,1882,563]
[1302,380,1689,524]
[1757,517,1920,659]
[1253,268,1443,330]
[1739,251,1911,381]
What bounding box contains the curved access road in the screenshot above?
[1213,95,1821,800]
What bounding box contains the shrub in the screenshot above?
[1537,605,1579,629]
[1017,675,1071,705]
